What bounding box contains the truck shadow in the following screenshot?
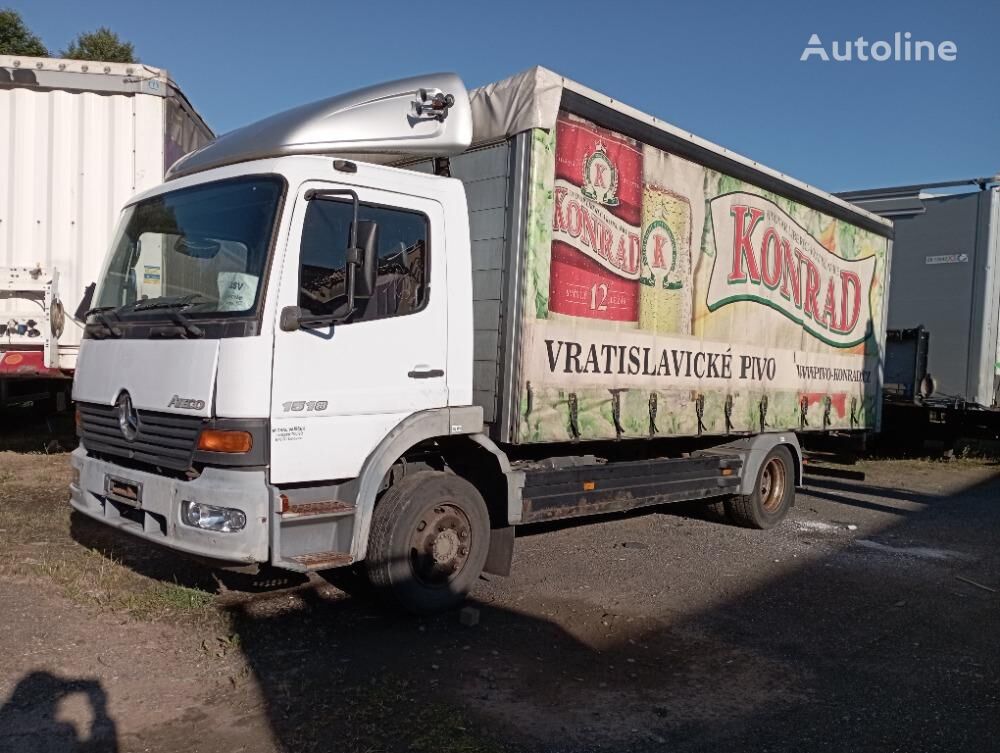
[220,469,1000,752]
[69,512,311,594]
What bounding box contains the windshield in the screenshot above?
[95,176,284,318]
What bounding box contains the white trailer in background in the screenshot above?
[0,55,212,408]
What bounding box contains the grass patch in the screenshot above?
[359,678,506,753]
[286,674,507,753]
[11,545,218,621]
[860,455,1000,472]
[0,451,222,625]
[408,705,507,753]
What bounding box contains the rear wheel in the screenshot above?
[725,445,794,529]
[366,471,490,614]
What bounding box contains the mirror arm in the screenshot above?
[345,257,356,321]
[291,299,358,330]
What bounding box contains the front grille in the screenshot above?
[78,402,203,471]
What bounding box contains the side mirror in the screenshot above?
[74,283,96,322]
[351,220,379,301]
[280,305,303,332]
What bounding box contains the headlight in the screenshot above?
[181,500,246,532]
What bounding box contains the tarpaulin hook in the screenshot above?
[648,392,659,436]
[695,394,706,436]
[609,388,626,440]
[567,392,580,441]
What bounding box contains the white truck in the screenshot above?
[69,69,893,612]
[0,55,211,408]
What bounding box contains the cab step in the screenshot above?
[282,551,354,572]
[275,494,356,572]
[280,500,356,520]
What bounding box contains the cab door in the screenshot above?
[270,181,448,484]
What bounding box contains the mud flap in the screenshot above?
[484,525,515,576]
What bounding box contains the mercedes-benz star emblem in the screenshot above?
[116,391,139,441]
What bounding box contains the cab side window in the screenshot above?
[298,199,428,322]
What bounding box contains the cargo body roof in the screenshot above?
[465,67,891,237]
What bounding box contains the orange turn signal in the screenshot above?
[197,429,253,454]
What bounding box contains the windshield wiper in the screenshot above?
[83,306,123,338]
[131,295,207,338]
[130,293,211,312]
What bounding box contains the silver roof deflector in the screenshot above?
[166,72,472,179]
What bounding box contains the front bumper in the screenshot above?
[69,447,270,564]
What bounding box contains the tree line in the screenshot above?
[0,8,137,63]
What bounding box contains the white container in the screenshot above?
[0,55,212,376]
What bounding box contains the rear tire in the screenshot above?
[366,471,490,614]
[725,445,794,529]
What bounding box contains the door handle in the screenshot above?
[408,366,444,379]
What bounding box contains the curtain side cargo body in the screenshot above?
[410,69,894,445]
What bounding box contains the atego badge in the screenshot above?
[167,394,207,410]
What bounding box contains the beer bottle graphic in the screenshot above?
[548,113,643,326]
[639,186,692,334]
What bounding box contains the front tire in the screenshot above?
[366,471,490,614]
[725,445,795,529]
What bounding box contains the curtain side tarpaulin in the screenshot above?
[468,66,564,145]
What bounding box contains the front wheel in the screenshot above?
[366,471,490,614]
[725,445,795,529]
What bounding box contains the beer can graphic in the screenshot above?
[549,113,642,323]
[639,185,692,334]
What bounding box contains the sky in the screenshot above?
[18,0,1000,193]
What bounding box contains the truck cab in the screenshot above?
[71,74,503,609]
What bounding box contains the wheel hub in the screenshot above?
[432,528,461,563]
[409,503,472,587]
[759,457,786,513]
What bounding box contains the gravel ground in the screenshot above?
[0,448,998,753]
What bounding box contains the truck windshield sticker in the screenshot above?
[217,272,259,312]
[518,111,889,442]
